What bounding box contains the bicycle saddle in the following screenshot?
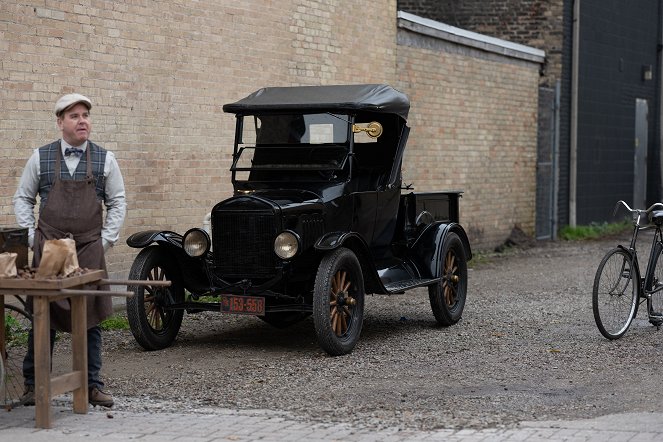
[650,210,663,225]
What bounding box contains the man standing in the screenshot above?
[13,93,126,407]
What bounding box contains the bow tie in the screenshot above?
[64,147,84,157]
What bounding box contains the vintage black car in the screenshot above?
[126,84,472,356]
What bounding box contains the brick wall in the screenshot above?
[398,0,564,87]
[0,1,397,278]
[397,19,540,247]
[0,1,539,278]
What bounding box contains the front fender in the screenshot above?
[617,244,641,279]
[126,230,183,249]
[410,222,472,278]
[315,231,366,250]
[314,231,386,294]
[127,231,212,295]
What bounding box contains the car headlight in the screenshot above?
[183,228,210,258]
[274,230,300,259]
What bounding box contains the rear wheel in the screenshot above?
[592,248,639,339]
[429,232,468,326]
[127,246,184,350]
[647,242,663,326]
[313,248,365,356]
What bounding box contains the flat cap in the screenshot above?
[54,93,92,116]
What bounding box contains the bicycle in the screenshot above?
[1,296,32,408]
[592,200,663,339]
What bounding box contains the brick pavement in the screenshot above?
[1,400,662,441]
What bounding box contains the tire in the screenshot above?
[313,248,365,356]
[592,248,639,339]
[127,246,184,350]
[429,232,468,326]
[2,303,32,408]
[259,312,311,329]
[647,241,663,326]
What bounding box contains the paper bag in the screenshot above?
[0,252,17,278]
[36,238,79,278]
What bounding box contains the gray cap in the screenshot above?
[54,93,92,116]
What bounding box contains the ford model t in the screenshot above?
[126,84,472,356]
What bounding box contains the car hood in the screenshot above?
[215,189,326,214]
[241,189,321,207]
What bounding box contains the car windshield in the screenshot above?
[232,113,351,181]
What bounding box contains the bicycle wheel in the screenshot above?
[2,303,32,409]
[592,248,639,339]
[648,241,663,325]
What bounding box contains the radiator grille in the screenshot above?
[212,210,278,277]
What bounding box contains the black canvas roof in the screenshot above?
[222,84,410,121]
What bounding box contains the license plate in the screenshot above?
[220,295,265,315]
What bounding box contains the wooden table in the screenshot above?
[0,270,134,428]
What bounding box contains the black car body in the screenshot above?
[126,84,472,355]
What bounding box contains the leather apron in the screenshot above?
[32,142,112,332]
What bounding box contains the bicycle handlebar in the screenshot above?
[613,200,663,220]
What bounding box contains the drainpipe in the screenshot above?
[658,0,663,201]
[553,79,561,239]
[570,0,580,228]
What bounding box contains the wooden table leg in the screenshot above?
[70,296,88,412]
[33,295,51,429]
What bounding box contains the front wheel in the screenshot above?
[592,248,639,339]
[127,246,185,350]
[429,232,468,326]
[313,248,365,356]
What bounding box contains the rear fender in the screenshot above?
[410,222,472,278]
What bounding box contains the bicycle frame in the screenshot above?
[591,199,663,340]
[616,200,663,316]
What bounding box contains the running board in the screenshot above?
[384,278,439,294]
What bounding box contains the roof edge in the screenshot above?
[397,11,546,64]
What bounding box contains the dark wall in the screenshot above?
[398,0,662,227]
[576,0,660,223]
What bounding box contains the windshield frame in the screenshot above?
[230,112,355,184]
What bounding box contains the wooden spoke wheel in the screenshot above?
[429,232,467,326]
[127,246,184,350]
[313,248,364,356]
[442,252,460,306]
[329,269,357,336]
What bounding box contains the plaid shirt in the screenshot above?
[37,140,107,208]
[13,139,126,249]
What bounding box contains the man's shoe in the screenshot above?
[21,385,35,406]
[88,386,114,408]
